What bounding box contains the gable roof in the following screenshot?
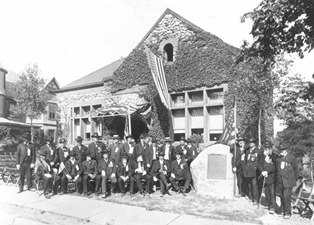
[135,8,204,49]
[44,77,60,91]
[58,58,125,92]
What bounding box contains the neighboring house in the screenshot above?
[26,77,60,141]
[56,8,273,145]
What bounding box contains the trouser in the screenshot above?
[264,183,275,210]
[244,177,259,202]
[19,163,32,191]
[95,174,117,194]
[236,171,244,195]
[60,175,82,193]
[82,175,96,194]
[156,172,168,193]
[53,174,61,193]
[132,173,151,193]
[118,177,131,193]
[42,176,53,194]
[169,172,191,190]
[280,186,292,215]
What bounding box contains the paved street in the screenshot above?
[0,184,259,225]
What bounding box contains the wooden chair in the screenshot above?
[294,160,314,220]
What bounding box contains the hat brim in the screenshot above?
[126,135,134,139]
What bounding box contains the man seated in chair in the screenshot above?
[96,150,117,198]
[35,149,53,199]
[117,154,133,196]
[151,151,171,197]
[59,151,83,195]
[169,150,191,194]
[130,152,152,197]
[82,155,97,196]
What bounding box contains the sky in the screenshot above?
[0,0,313,86]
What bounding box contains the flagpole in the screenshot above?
[128,113,132,135]
[233,96,237,197]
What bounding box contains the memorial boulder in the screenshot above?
[190,144,234,198]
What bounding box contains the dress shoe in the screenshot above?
[44,194,51,199]
[284,214,291,219]
[269,208,275,214]
[160,192,165,197]
[59,192,64,195]
[28,188,36,192]
[101,193,107,198]
[130,193,134,197]
[83,193,88,197]
[17,189,23,193]
[121,192,125,197]
[95,192,99,197]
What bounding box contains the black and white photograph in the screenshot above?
[0,0,314,224]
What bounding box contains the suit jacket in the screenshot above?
[40,144,56,163]
[135,142,148,156]
[175,145,189,161]
[88,141,106,160]
[117,162,133,178]
[72,144,88,162]
[123,142,136,161]
[35,158,52,180]
[277,153,300,188]
[82,159,98,175]
[150,159,171,177]
[53,146,70,165]
[259,154,276,184]
[171,158,189,177]
[187,144,198,162]
[129,159,149,176]
[64,159,83,178]
[97,158,117,176]
[160,144,175,162]
[242,146,261,178]
[108,143,124,164]
[16,142,36,165]
[146,145,160,166]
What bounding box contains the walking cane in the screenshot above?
[258,177,266,209]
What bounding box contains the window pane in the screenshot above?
[208,106,223,115]
[172,109,185,118]
[189,107,203,117]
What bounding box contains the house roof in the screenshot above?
[58,58,125,92]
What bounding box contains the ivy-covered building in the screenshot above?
[57,8,273,145]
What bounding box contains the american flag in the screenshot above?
[144,45,170,108]
[216,98,237,146]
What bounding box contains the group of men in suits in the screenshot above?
[232,138,300,219]
[17,132,199,199]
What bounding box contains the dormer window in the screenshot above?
[164,43,173,62]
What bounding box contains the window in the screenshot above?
[188,91,203,105]
[189,107,203,117]
[208,106,223,115]
[82,106,91,116]
[48,104,57,120]
[164,43,173,62]
[48,130,55,139]
[174,133,185,141]
[191,128,203,136]
[209,132,222,142]
[207,88,224,103]
[74,107,80,117]
[172,109,185,118]
[171,93,185,107]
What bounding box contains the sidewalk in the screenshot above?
[0,185,258,225]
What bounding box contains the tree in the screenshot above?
[240,0,314,63]
[10,64,47,142]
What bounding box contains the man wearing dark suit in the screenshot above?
[108,135,124,164]
[151,152,171,197]
[135,134,147,157]
[96,150,117,198]
[160,137,175,162]
[186,138,198,165]
[169,150,191,193]
[59,151,83,195]
[16,133,36,193]
[72,136,88,163]
[82,155,97,196]
[146,139,160,170]
[242,138,261,204]
[175,137,189,162]
[117,154,133,196]
[129,152,151,196]
[276,143,300,219]
[123,134,136,161]
[88,133,106,161]
[40,137,56,166]
[35,149,53,199]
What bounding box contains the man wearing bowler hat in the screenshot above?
[88,133,106,161]
[151,151,171,197]
[123,134,136,161]
[35,149,53,199]
[232,137,247,197]
[82,155,98,196]
[242,138,261,204]
[161,137,175,162]
[96,150,117,198]
[175,137,189,160]
[59,151,83,195]
[72,136,88,163]
[135,134,148,157]
[145,139,160,172]
[117,154,133,196]
[169,150,191,194]
[40,137,56,167]
[16,132,36,193]
[108,135,124,164]
[186,138,198,166]
[276,143,300,219]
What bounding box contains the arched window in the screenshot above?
[164,43,173,62]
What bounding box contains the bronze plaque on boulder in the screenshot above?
[207,154,226,179]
